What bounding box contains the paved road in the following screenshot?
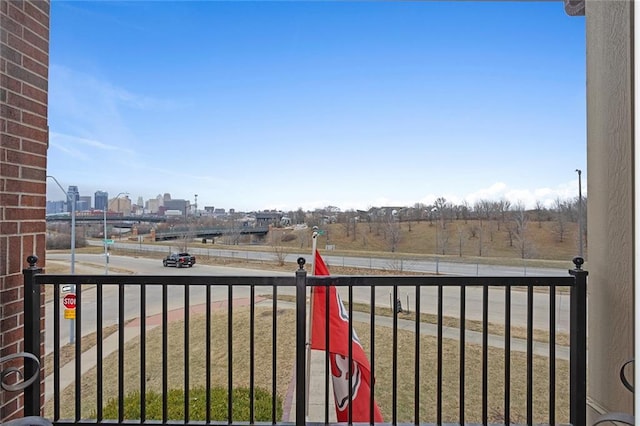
[45,253,572,354]
[86,240,571,277]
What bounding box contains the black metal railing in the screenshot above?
[21,255,587,425]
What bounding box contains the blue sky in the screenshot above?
[47,1,586,212]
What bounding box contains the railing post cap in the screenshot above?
[572,256,584,270]
[297,257,306,270]
[27,255,38,266]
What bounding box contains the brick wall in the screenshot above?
[0,0,50,420]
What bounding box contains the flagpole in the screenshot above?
[306,227,319,418]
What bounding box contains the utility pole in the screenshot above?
[575,169,584,257]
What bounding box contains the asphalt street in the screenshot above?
[45,253,571,354]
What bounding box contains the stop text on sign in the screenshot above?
[63,293,76,309]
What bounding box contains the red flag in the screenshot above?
[310,250,384,423]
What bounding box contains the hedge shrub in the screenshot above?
[97,387,282,421]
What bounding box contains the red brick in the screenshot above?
[0,13,23,38]
[5,62,46,96]
[1,315,17,332]
[22,55,46,79]
[0,287,19,305]
[5,207,42,221]
[1,397,18,420]
[21,110,46,129]
[2,133,21,150]
[0,193,19,207]
[21,139,47,155]
[6,1,26,26]
[3,300,23,317]
[19,221,44,233]
[5,90,46,117]
[7,148,47,168]
[0,103,21,121]
[21,83,46,105]
[23,2,48,36]
[7,235,21,274]
[1,43,22,65]
[21,165,45,181]
[6,33,47,68]
[1,162,20,178]
[5,274,22,289]
[5,179,44,194]
[0,222,18,235]
[22,27,47,55]
[20,194,44,207]
[0,73,22,94]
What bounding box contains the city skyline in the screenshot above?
[47,2,586,212]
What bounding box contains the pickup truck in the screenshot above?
[178,252,196,265]
[162,253,194,268]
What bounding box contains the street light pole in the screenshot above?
[46,175,76,344]
[576,169,584,257]
[104,192,128,274]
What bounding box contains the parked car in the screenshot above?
[163,253,193,268]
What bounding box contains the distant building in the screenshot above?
[95,191,108,211]
[109,196,132,215]
[255,211,283,227]
[164,199,188,216]
[79,196,91,211]
[46,200,65,214]
[146,198,160,214]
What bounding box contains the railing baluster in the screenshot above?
[162,283,168,422]
[348,284,354,425]
[437,284,443,425]
[140,284,147,422]
[414,285,420,425]
[527,285,534,424]
[249,284,255,423]
[228,284,233,423]
[549,284,556,426]
[505,284,511,424]
[96,283,103,421]
[118,283,124,423]
[54,282,60,421]
[206,284,212,424]
[324,280,330,424]
[184,284,190,422]
[459,285,466,425]
[75,286,82,422]
[392,285,398,424]
[482,285,488,426]
[371,284,377,425]
[271,285,277,424]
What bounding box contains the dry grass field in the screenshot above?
[267,219,583,264]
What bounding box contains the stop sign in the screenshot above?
[63,293,76,309]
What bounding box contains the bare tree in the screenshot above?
[512,202,533,258]
[496,199,511,231]
[534,200,545,228]
[552,197,567,243]
[386,213,401,253]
